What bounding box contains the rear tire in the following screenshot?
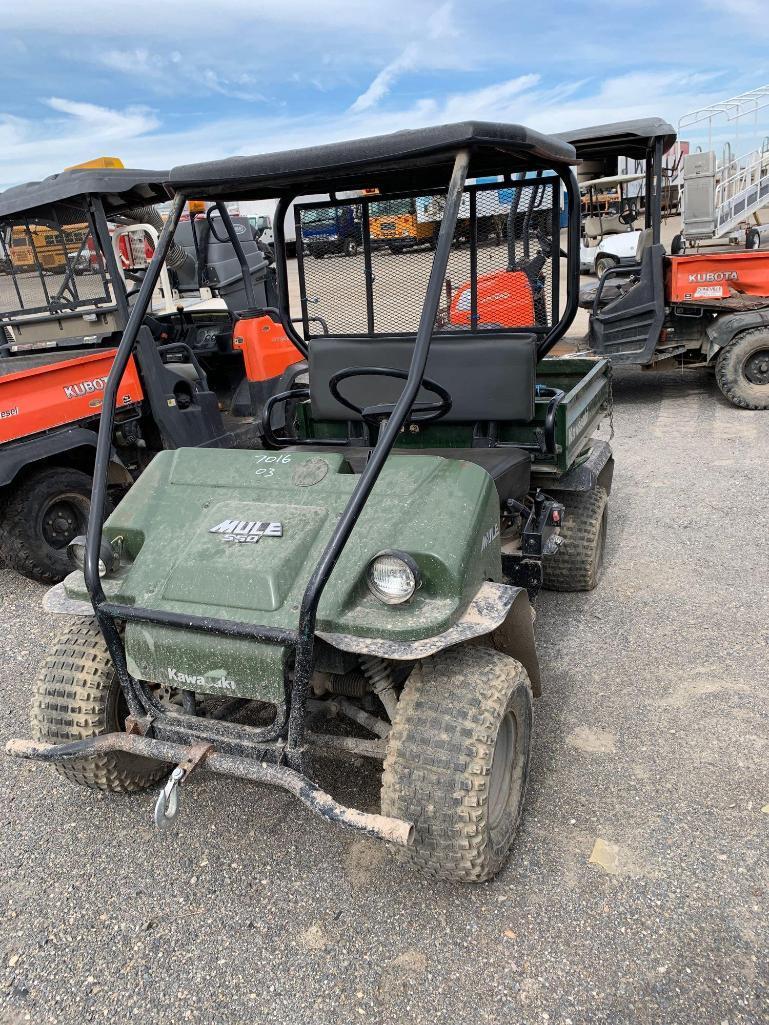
[381,646,533,883]
[746,227,761,251]
[343,238,358,258]
[31,618,164,792]
[715,329,769,409]
[0,466,97,583]
[542,485,608,592]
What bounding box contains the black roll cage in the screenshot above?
[82,145,580,770]
[644,135,665,245]
[0,193,128,329]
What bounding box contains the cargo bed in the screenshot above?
[504,355,611,475]
[0,348,143,444]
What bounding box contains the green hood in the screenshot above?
[65,447,501,700]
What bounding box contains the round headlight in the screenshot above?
[366,551,420,605]
[67,535,121,578]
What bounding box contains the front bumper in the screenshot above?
[5,732,413,847]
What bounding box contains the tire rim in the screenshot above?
[489,711,517,829]
[40,492,89,549]
[744,347,769,386]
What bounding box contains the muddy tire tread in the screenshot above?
[542,485,607,592]
[30,618,164,792]
[715,328,769,410]
[0,466,93,584]
[381,645,532,883]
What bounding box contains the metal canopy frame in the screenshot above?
[0,191,131,332]
[81,134,581,779]
[558,117,677,246]
[290,172,567,341]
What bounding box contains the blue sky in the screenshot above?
[1,0,768,188]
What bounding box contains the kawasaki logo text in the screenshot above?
[167,667,235,689]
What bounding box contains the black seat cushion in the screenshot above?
[396,447,531,504]
[308,333,537,423]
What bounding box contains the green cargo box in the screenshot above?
[509,355,612,476]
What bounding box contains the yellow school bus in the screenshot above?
[8,223,89,273]
[6,158,123,273]
[368,198,437,251]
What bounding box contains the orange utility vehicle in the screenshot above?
[569,119,769,409]
[0,166,302,582]
[444,118,769,409]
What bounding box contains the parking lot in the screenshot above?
[1,357,767,1024]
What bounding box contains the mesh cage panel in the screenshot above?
[294,176,560,339]
[0,208,112,322]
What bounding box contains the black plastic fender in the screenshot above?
[705,309,769,361]
[534,440,614,495]
[0,427,99,489]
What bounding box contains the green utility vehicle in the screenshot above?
[8,122,613,882]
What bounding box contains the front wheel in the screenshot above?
[595,254,618,278]
[381,646,533,882]
[542,485,608,591]
[746,227,761,251]
[0,466,96,583]
[31,618,165,792]
[715,329,769,409]
[343,237,358,258]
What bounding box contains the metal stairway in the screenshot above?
[679,85,769,242]
[712,144,769,238]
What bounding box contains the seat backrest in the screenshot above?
[634,227,653,262]
[309,333,537,423]
[584,213,625,239]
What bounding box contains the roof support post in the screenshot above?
[284,148,471,763]
[83,191,187,603]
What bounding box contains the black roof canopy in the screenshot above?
[556,117,676,160]
[168,121,577,200]
[0,168,169,220]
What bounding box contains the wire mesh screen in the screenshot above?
[0,207,112,323]
[294,176,560,338]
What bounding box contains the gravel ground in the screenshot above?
[1,363,768,1025]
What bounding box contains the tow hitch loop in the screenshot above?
[153,742,213,832]
[154,766,184,830]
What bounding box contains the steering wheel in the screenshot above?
[328,366,452,426]
[619,200,638,226]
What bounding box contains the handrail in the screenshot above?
[713,144,769,237]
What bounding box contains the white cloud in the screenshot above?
[45,98,159,139]
[349,1,468,112]
[0,100,162,187]
[350,45,421,112]
[0,62,755,191]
